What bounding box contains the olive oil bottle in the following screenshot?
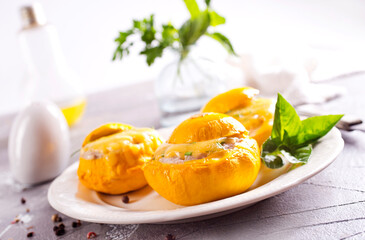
[18,3,86,126]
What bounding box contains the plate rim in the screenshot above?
[48,128,344,224]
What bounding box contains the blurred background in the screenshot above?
[1,0,365,116]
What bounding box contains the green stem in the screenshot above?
[70,149,81,158]
[176,46,190,84]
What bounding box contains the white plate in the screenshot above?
[48,128,344,224]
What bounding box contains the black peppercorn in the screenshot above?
[72,219,82,228]
[55,228,65,236]
[21,198,26,204]
[27,232,34,238]
[165,233,176,240]
[122,195,129,203]
[58,223,65,230]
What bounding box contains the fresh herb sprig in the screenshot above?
[113,0,236,66]
[261,94,343,169]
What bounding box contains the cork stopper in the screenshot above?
[20,3,47,29]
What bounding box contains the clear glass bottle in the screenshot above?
[155,52,228,127]
[18,3,86,126]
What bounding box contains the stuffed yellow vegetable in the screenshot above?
[78,123,164,195]
[201,87,274,146]
[144,113,261,206]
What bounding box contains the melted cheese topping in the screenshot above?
[80,128,163,163]
[227,98,274,136]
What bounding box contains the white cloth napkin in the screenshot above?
[227,44,356,106]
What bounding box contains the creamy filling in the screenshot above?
[81,149,103,160]
[158,137,244,164]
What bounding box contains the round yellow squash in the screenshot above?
[201,87,274,146]
[78,123,164,194]
[143,113,261,206]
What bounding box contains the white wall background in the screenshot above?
[1,0,365,115]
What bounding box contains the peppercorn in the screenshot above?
[55,228,65,236]
[122,195,129,203]
[165,233,176,240]
[27,232,34,238]
[58,223,65,230]
[51,214,62,222]
[21,198,26,204]
[53,226,59,232]
[72,219,82,228]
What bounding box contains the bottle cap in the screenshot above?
[20,3,47,29]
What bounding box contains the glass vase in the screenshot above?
[155,54,228,127]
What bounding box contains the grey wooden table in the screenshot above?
[0,74,365,240]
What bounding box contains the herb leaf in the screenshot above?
[140,46,164,66]
[161,23,178,46]
[140,15,156,45]
[262,154,284,169]
[113,0,236,65]
[185,151,193,156]
[208,11,225,26]
[280,145,312,164]
[112,30,134,60]
[261,94,343,169]
[297,115,343,146]
[271,93,301,142]
[184,0,201,18]
[261,137,284,168]
[205,32,236,55]
[179,11,210,48]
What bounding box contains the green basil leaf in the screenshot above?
[261,137,284,168]
[208,11,225,26]
[263,93,342,169]
[296,115,343,146]
[205,32,236,55]
[280,145,312,164]
[271,93,301,142]
[183,0,200,19]
[261,137,279,154]
[262,154,284,169]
